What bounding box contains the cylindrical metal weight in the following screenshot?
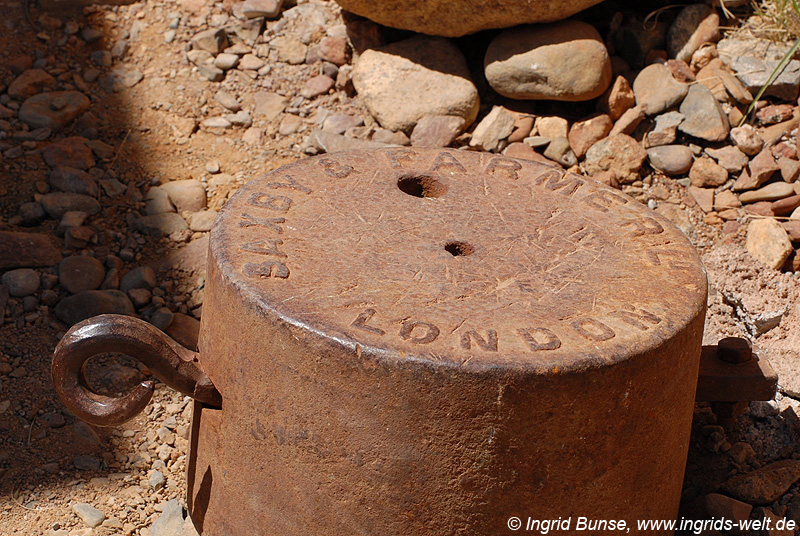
[187,148,707,535]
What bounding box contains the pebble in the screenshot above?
[128,288,151,307]
[271,35,308,65]
[706,146,748,173]
[735,149,780,191]
[583,134,646,183]
[745,219,794,270]
[1,268,40,297]
[647,145,693,176]
[0,231,62,269]
[59,256,105,294]
[41,137,95,170]
[242,0,283,18]
[352,35,479,132]
[161,180,207,212]
[508,116,534,143]
[55,289,136,326]
[7,69,57,99]
[49,167,98,197]
[598,75,635,121]
[322,113,363,135]
[40,193,101,219]
[316,36,350,66]
[778,157,800,182]
[715,190,741,210]
[689,156,727,187]
[632,63,688,116]
[667,4,720,62]
[647,111,684,147]
[536,116,569,139]
[149,470,166,490]
[253,91,286,121]
[469,106,515,152]
[18,91,90,131]
[238,53,264,71]
[678,84,730,142]
[72,503,105,528]
[721,459,800,504]
[120,266,156,292]
[484,20,611,101]
[730,125,764,156]
[191,28,227,55]
[688,185,714,213]
[213,53,239,71]
[739,182,796,203]
[300,74,334,98]
[100,178,126,198]
[543,137,577,167]
[214,90,240,111]
[151,307,174,330]
[145,186,176,215]
[278,114,303,136]
[136,213,189,237]
[410,115,464,148]
[608,104,646,137]
[188,210,218,232]
[18,202,46,227]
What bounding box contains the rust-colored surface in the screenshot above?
[52,314,220,426]
[190,148,708,535]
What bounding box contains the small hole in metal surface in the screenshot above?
[445,241,474,257]
[397,175,447,198]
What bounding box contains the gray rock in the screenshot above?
[484,20,612,101]
[239,53,264,71]
[253,91,286,121]
[151,307,174,330]
[100,178,126,198]
[202,116,231,129]
[100,66,144,92]
[120,266,156,292]
[352,35,479,132]
[726,55,800,100]
[646,111,684,147]
[40,193,101,220]
[151,499,185,536]
[59,256,105,294]
[18,202,46,227]
[307,129,389,153]
[150,470,166,490]
[160,180,207,212]
[632,63,688,116]
[191,28,227,54]
[225,111,252,127]
[410,115,464,148]
[1,269,40,297]
[55,290,136,326]
[136,213,189,237]
[678,84,729,142]
[322,113,363,135]
[72,503,105,528]
[647,145,693,176]
[213,53,239,71]
[49,167,98,197]
[706,146,749,173]
[214,90,240,111]
[18,91,90,131]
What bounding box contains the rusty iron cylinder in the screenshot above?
[185,148,707,535]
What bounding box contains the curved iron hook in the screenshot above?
[52,314,222,427]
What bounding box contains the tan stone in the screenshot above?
[334,0,605,37]
[745,219,793,270]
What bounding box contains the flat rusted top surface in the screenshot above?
[212,148,707,373]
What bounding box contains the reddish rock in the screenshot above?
[598,75,635,121]
[165,313,201,350]
[689,156,728,187]
[41,137,95,170]
[609,104,646,137]
[507,115,534,143]
[773,195,800,216]
[744,201,775,217]
[410,115,464,148]
[756,104,794,125]
[782,220,800,241]
[301,75,335,98]
[7,69,57,99]
[666,59,695,82]
[568,114,612,158]
[583,133,646,183]
[502,142,559,167]
[734,149,780,191]
[316,36,350,66]
[688,185,714,212]
[0,231,62,269]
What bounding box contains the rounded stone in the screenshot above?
[352,35,479,132]
[484,21,612,101]
[334,0,605,37]
[59,255,106,294]
[194,147,707,534]
[647,145,694,176]
[1,268,40,297]
[54,289,135,326]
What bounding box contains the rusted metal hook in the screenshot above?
[52,314,221,427]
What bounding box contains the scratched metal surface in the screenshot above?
[211,147,707,373]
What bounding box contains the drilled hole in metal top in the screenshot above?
[445,241,474,257]
[397,175,447,198]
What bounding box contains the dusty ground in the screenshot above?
[0,0,798,535]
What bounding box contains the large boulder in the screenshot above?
[484,20,612,101]
[335,0,605,37]
[352,35,479,132]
